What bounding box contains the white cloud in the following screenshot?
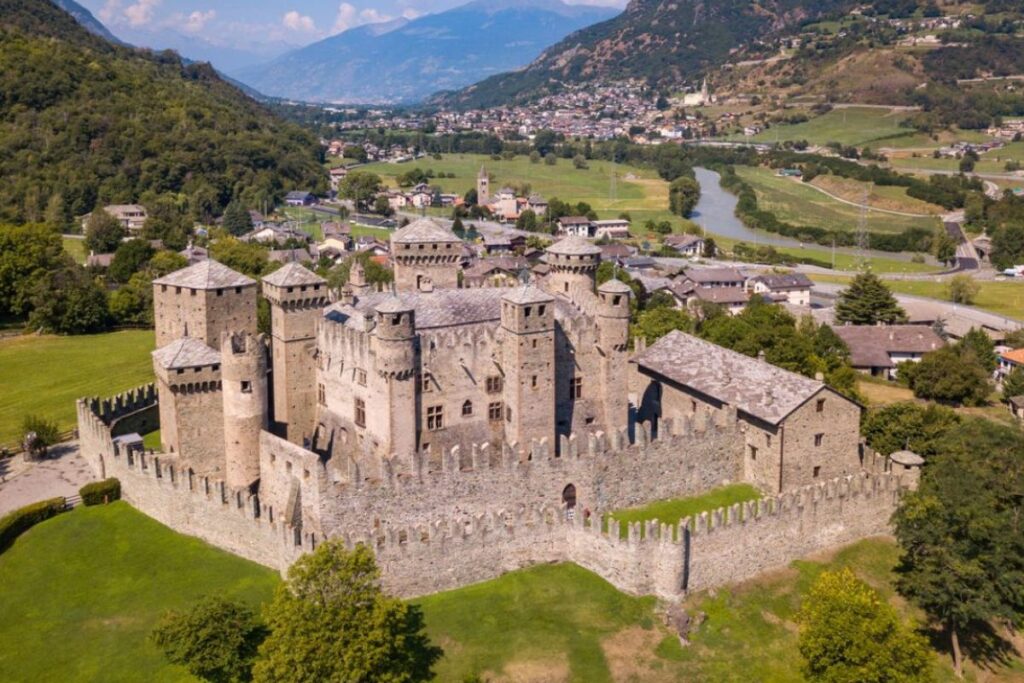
[123,0,161,26]
[182,9,216,33]
[282,10,317,33]
[98,0,121,24]
[401,8,422,20]
[332,2,401,34]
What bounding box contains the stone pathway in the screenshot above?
[0,442,95,516]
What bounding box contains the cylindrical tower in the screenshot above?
[597,278,632,351]
[545,237,602,295]
[372,297,418,461]
[222,331,268,489]
[597,278,632,432]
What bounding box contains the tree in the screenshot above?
[337,172,383,210]
[44,192,72,233]
[21,414,60,451]
[108,240,155,283]
[902,347,990,406]
[252,542,441,683]
[209,238,271,278]
[529,151,541,164]
[572,154,588,170]
[148,250,189,277]
[798,568,932,683]
[631,307,694,345]
[373,195,393,216]
[955,328,997,374]
[947,274,979,305]
[326,251,393,291]
[861,402,960,458]
[222,202,254,237]
[991,224,1024,270]
[544,153,557,166]
[109,271,154,325]
[152,597,266,683]
[1002,366,1024,400]
[142,198,191,251]
[702,237,717,258]
[0,223,65,317]
[932,228,958,266]
[892,419,1024,678]
[669,176,701,218]
[834,273,906,325]
[516,209,538,232]
[28,263,109,334]
[463,188,478,207]
[84,209,125,254]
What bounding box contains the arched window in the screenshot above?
[462,400,473,417]
[562,483,577,509]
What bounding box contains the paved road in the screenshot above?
[0,442,94,516]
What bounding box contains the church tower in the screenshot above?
[500,286,556,449]
[221,332,268,489]
[261,263,328,444]
[596,278,632,432]
[477,165,490,206]
[373,297,418,463]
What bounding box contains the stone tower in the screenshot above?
[545,237,602,296]
[152,260,257,348]
[221,331,268,489]
[372,297,418,462]
[349,260,371,296]
[477,165,490,206]
[262,263,328,445]
[390,217,462,292]
[151,337,224,475]
[597,278,632,431]
[500,286,556,449]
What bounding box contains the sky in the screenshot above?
[78,0,626,55]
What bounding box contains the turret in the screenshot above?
[500,286,556,449]
[349,260,370,296]
[222,332,268,489]
[545,237,601,296]
[389,218,462,292]
[373,296,418,461]
[597,278,632,432]
[262,263,328,444]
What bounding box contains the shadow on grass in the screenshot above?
[925,620,1021,674]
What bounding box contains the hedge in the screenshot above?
[80,478,121,506]
[0,497,66,553]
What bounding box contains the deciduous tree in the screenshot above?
[84,209,125,254]
[947,274,980,305]
[28,263,109,334]
[108,239,155,283]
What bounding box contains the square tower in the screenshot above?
[500,286,556,449]
[477,165,490,206]
[152,260,258,348]
[390,218,463,292]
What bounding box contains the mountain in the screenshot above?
[102,26,297,74]
[233,0,620,104]
[49,0,121,44]
[0,0,326,225]
[436,0,858,108]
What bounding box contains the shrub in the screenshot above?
[0,497,66,553]
[80,478,121,506]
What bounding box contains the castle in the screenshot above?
[76,217,917,599]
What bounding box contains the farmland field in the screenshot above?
[735,107,914,147]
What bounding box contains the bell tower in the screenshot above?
[477,165,490,206]
[500,286,555,449]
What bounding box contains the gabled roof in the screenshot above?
[262,262,325,287]
[502,285,554,305]
[391,217,461,244]
[682,267,746,284]
[152,259,255,290]
[632,330,830,425]
[831,325,944,369]
[752,273,813,290]
[152,338,221,370]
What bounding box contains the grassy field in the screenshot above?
[0,330,154,446]
[62,236,87,264]
[607,483,760,537]
[809,175,945,215]
[0,503,279,682]
[736,107,915,147]
[360,153,691,237]
[736,166,942,235]
[712,233,939,274]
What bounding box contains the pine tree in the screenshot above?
[222,201,253,237]
[1002,366,1024,400]
[956,327,997,374]
[834,273,906,325]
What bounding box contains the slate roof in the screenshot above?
[152,260,255,289]
[152,338,221,370]
[391,218,461,244]
[558,216,592,226]
[599,278,633,294]
[632,330,828,425]
[694,287,750,305]
[682,267,746,284]
[831,324,944,369]
[547,236,602,256]
[262,262,325,287]
[502,285,554,305]
[752,273,814,290]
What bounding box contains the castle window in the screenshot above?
[161,285,167,292]
[235,287,242,294]
[570,377,583,399]
[613,295,621,306]
[532,339,537,349]
[749,444,757,460]
[317,383,326,406]
[190,289,196,297]
[176,287,181,294]
[813,466,821,478]
[525,306,532,317]
[816,398,826,413]
[426,405,444,431]
[300,285,307,292]
[462,400,473,417]
[766,434,772,447]
[356,369,367,386]
[814,433,824,447]
[287,287,294,293]
[506,405,513,422]
[355,399,366,427]
[691,400,697,413]
[420,373,432,392]
[538,305,546,316]
[488,402,503,421]
[212,364,219,371]
[486,376,502,394]
[531,375,538,388]
[392,314,402,325]
[241,380,252,393]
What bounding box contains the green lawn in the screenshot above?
[713,233,939,273]
[360,153,692,238]
[736,166,942,235]
[735,107,915,147]
[142,429,161,450]
[0,330,155,446]
[62,236,87,264]
[607,483,761,537]
[0,502,279,682]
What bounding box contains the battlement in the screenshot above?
[82,384,157,426]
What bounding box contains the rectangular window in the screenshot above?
[488,402,503,421]
[814,433,824,447]
[317,383,326,406]
[241,380,252,394]
[506,405,513,422]
[816,398,826,413]
[462,400,473,417]
[749,444,757,460]
[813,466,821,478]
[354,398,366,427]
[766,434,772,448]
[356,369,367,386]
[570,377,582,399]
[531,375,538,388]
[420,373,432,393]
[691,400,697,413]
[486,376,503,394]
[426,405,444,431]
